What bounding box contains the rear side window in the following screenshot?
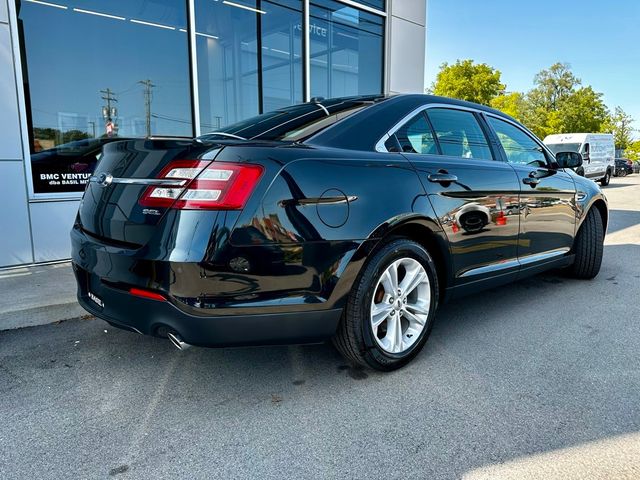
[392,113,438,154]
[426,109,493,160]
[487,116,548,167]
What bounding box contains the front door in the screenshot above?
[485,115,577,268]
[389,107,522,286]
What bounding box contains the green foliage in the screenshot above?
[545,87,609,135]
[434,60,633,141]
[527,62,581,111]
[431,59,505,106]
[625,140,640,161]
[603,106,635,150]
[486,63,610,138]
[33,127,91,145]
[490,92,526,121]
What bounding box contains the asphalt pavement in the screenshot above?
[1,175,639,480]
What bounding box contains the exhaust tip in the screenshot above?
[167,332,191,351]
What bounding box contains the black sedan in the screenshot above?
[71,94,608,371]
[614,158,634,176]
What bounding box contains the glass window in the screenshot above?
[546,143,581,155]
[309,0,384,99]
[261,1,303,112]
[195,0,259,133]
[393,113,438,154]
[427,109,493,160]
[18,0,192,194]
[199,96,377,141]
[488,117,548,166]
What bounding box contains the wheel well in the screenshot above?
[384,223,449,298]
[591,199,608,232]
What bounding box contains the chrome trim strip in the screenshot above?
[375,102,490,153]
[518,248,571,266]
[88,177,188,187]
[459,259,520,278]
[459,248,571,278]
[279,195,358,207]
[374,102,558,166]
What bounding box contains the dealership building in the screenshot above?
[0,0,427,268]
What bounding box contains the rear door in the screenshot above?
[388,107,522,286]
[485,115,577,267]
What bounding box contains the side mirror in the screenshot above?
[556,151,583,169]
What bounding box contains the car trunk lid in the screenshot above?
[78,138,219,246]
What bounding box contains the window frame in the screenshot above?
[483,112,556,169]
[387,111,440,155]
[376,104,499,162]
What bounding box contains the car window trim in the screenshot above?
[483,112,557,169]
[375,103,497,162]
[390,111,443,155]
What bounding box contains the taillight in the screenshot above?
[139,160,263,210]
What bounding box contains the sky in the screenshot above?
[424,0,640,134]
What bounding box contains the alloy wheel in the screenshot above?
[370,257,431,354]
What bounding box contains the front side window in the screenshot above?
[392,113,438,154]
[487,116,548,167]
[426,109,493,160]
[18,0,192,195]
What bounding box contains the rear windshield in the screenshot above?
[197,96,383,142]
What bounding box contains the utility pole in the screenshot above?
[138,79,155,137]
[100,88,118,136]
[88,121,96,138]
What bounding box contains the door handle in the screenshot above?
[428,171,458,184]
[523,171,540,187]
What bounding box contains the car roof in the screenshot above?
[307,94,517,151]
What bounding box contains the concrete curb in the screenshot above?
[0,262,88,331]
[0,302,89,331]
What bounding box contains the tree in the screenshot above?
[625,140,640,161]
[524,62,582,137]
[528,62,581,111]
[431,59,505,106]
[544,87,609,135]
[603,106,635,150]
[490,92,527,121]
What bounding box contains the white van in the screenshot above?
[544,133,615,186]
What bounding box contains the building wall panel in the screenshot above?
[0,23,23,161]
[0,161,33,266]
[29,201,79,263]
[390,0,426,27]
[1,0,8,24]
[388,15,426,94]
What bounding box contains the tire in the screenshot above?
[568,207,604,279]
[332,238,439,371]
[600,170,610,186]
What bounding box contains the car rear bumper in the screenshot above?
[74,264,342,347]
